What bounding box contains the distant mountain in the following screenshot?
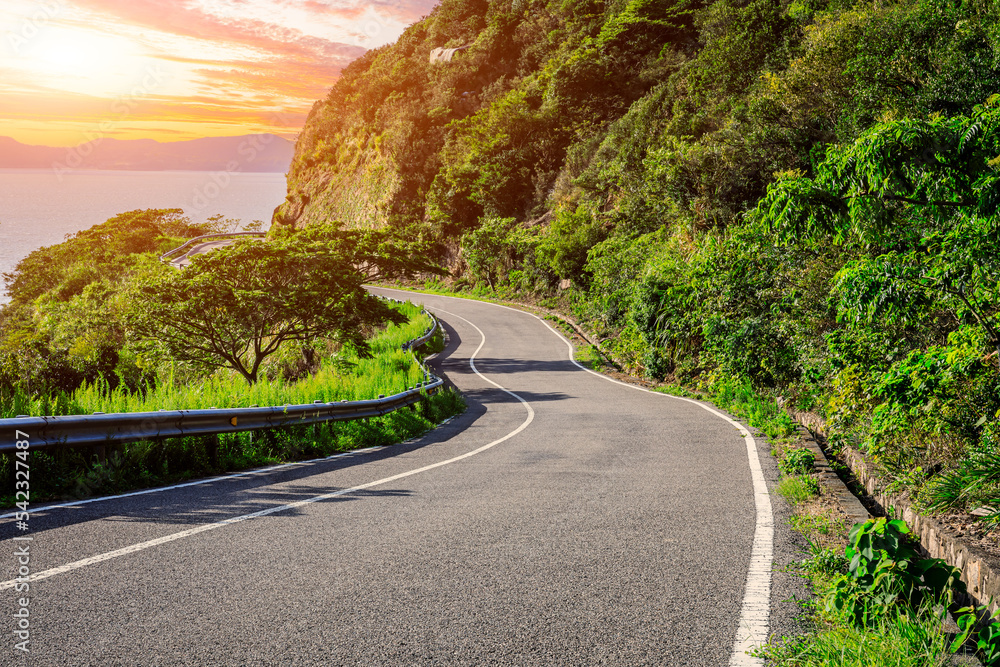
[0,134,295,172]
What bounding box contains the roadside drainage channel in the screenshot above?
[788,410,1000,616]
[791,422,870,525]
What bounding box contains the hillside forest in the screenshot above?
[0,0,998,657]
[272,0,1000,515]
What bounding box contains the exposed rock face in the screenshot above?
[272,143,401,230]
[272,0,581,233]
[272,1,491,233]
[274,0,689,235]
[272,192,311,229]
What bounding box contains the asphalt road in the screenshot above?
[167,239,236,268]
[2,288,803,666]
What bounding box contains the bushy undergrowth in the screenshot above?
[0,303,431,418]
[779,447,817,476]
[760,516,1000,666]
[0,305,466,504]
[702,375,796,441]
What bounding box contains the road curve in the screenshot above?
[2,288,801,666]
[167,239,237,269]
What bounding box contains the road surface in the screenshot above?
[1,288,803,665]
[167,239,241,269]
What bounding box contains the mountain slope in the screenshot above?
[275,0,1000,539]
[274,0,697,231]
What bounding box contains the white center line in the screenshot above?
[380,288,773,667]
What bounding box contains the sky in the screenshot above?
[0,0,437,146]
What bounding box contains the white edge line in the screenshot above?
[3,302,439,519]
[378,288,772,666]
[0,447,384,520]
[0,306,534,592]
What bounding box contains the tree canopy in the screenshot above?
[757,99,1000,362]
[125,225,442,384]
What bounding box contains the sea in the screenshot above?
[0,169,289,304]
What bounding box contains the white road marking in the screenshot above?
[381,288,772,666]
[531,320,771,665]
[0,311,534,591]
[0,447,387,520]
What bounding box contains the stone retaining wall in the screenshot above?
[789,410,1000,613]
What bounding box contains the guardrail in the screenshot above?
[0,306,443,453]
[159,231,267,263]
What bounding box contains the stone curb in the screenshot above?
[791,423,870,525]
[788,410,1000,614]
[844,445,1000,613]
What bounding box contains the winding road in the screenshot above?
[2,288,803,666]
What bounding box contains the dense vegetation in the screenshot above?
[0,208,457,501]
[759,514,1000,666]
[279,0,1000,518]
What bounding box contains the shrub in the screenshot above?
[779,447,816,475]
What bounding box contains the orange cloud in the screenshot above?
[1,0,437,145]
[69,0,367,60]
[296,0,437,26]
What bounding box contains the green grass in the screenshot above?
[0,303,466,504]
[573,344,604,370]
[1,303,431,418]
[789,513,848,540]
[707,376,797,440]
[778,474,821,504]
[1,388,466,505]
[758,608,954,666]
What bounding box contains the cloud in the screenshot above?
[69,0,368,60]
[0,87,306,137]
[4,0,439,144]
[294,0,437,26]
[156,54,343,100]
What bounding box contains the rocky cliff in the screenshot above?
[273,0,688,235]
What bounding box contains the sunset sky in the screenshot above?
[0,0,436,147]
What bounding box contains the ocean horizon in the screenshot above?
[0,169,288,303]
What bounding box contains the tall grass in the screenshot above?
[707,375,796,440]
[0,303,467,504]
[777,474,820,504]
[759,606,954,666]
[1,303,431,418]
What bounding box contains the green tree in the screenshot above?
[537,206,604,283]
[125,226,441,385]
[460,216,536,289]
[757,99,1000,364]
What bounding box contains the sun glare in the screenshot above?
[22,27,149,96]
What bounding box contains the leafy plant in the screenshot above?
[827,518,965,626]
[952,605,1000,666]
[779,447,816,475]
[925,421,1000,522]
[798,547,848,575]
